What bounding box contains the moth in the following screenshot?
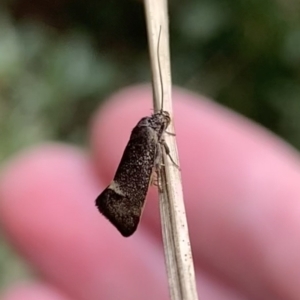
[95,111,171,236]
[95,27,175,237]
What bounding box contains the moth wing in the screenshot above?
[95,186,141,237]
[95,125,159,237]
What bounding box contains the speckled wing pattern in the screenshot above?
[95,112,170,237]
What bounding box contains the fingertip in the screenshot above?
[89,85,243,234]
[89,84,250,178]
[0,142,171,300]
[0,143,101,254]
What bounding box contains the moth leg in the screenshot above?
[150,170,158,186]
[153,146,164,192]
[165,131,176,136]
[155,169,164,193]
[161,140,180,169]
[151,167,163,192]
[154,143,164,169]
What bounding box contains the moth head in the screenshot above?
[149,110,171,134]
[136,111,171,134]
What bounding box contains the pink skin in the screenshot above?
[1,86,300,300]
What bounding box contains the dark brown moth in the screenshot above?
[95,27,175,237]
[95,111,171,237]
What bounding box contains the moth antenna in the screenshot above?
[157,26,164,113]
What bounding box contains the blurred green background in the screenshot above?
[1,0,300,293]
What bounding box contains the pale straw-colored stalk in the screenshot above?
[144,1,199,299]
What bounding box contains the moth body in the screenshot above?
[95,111,170,237]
